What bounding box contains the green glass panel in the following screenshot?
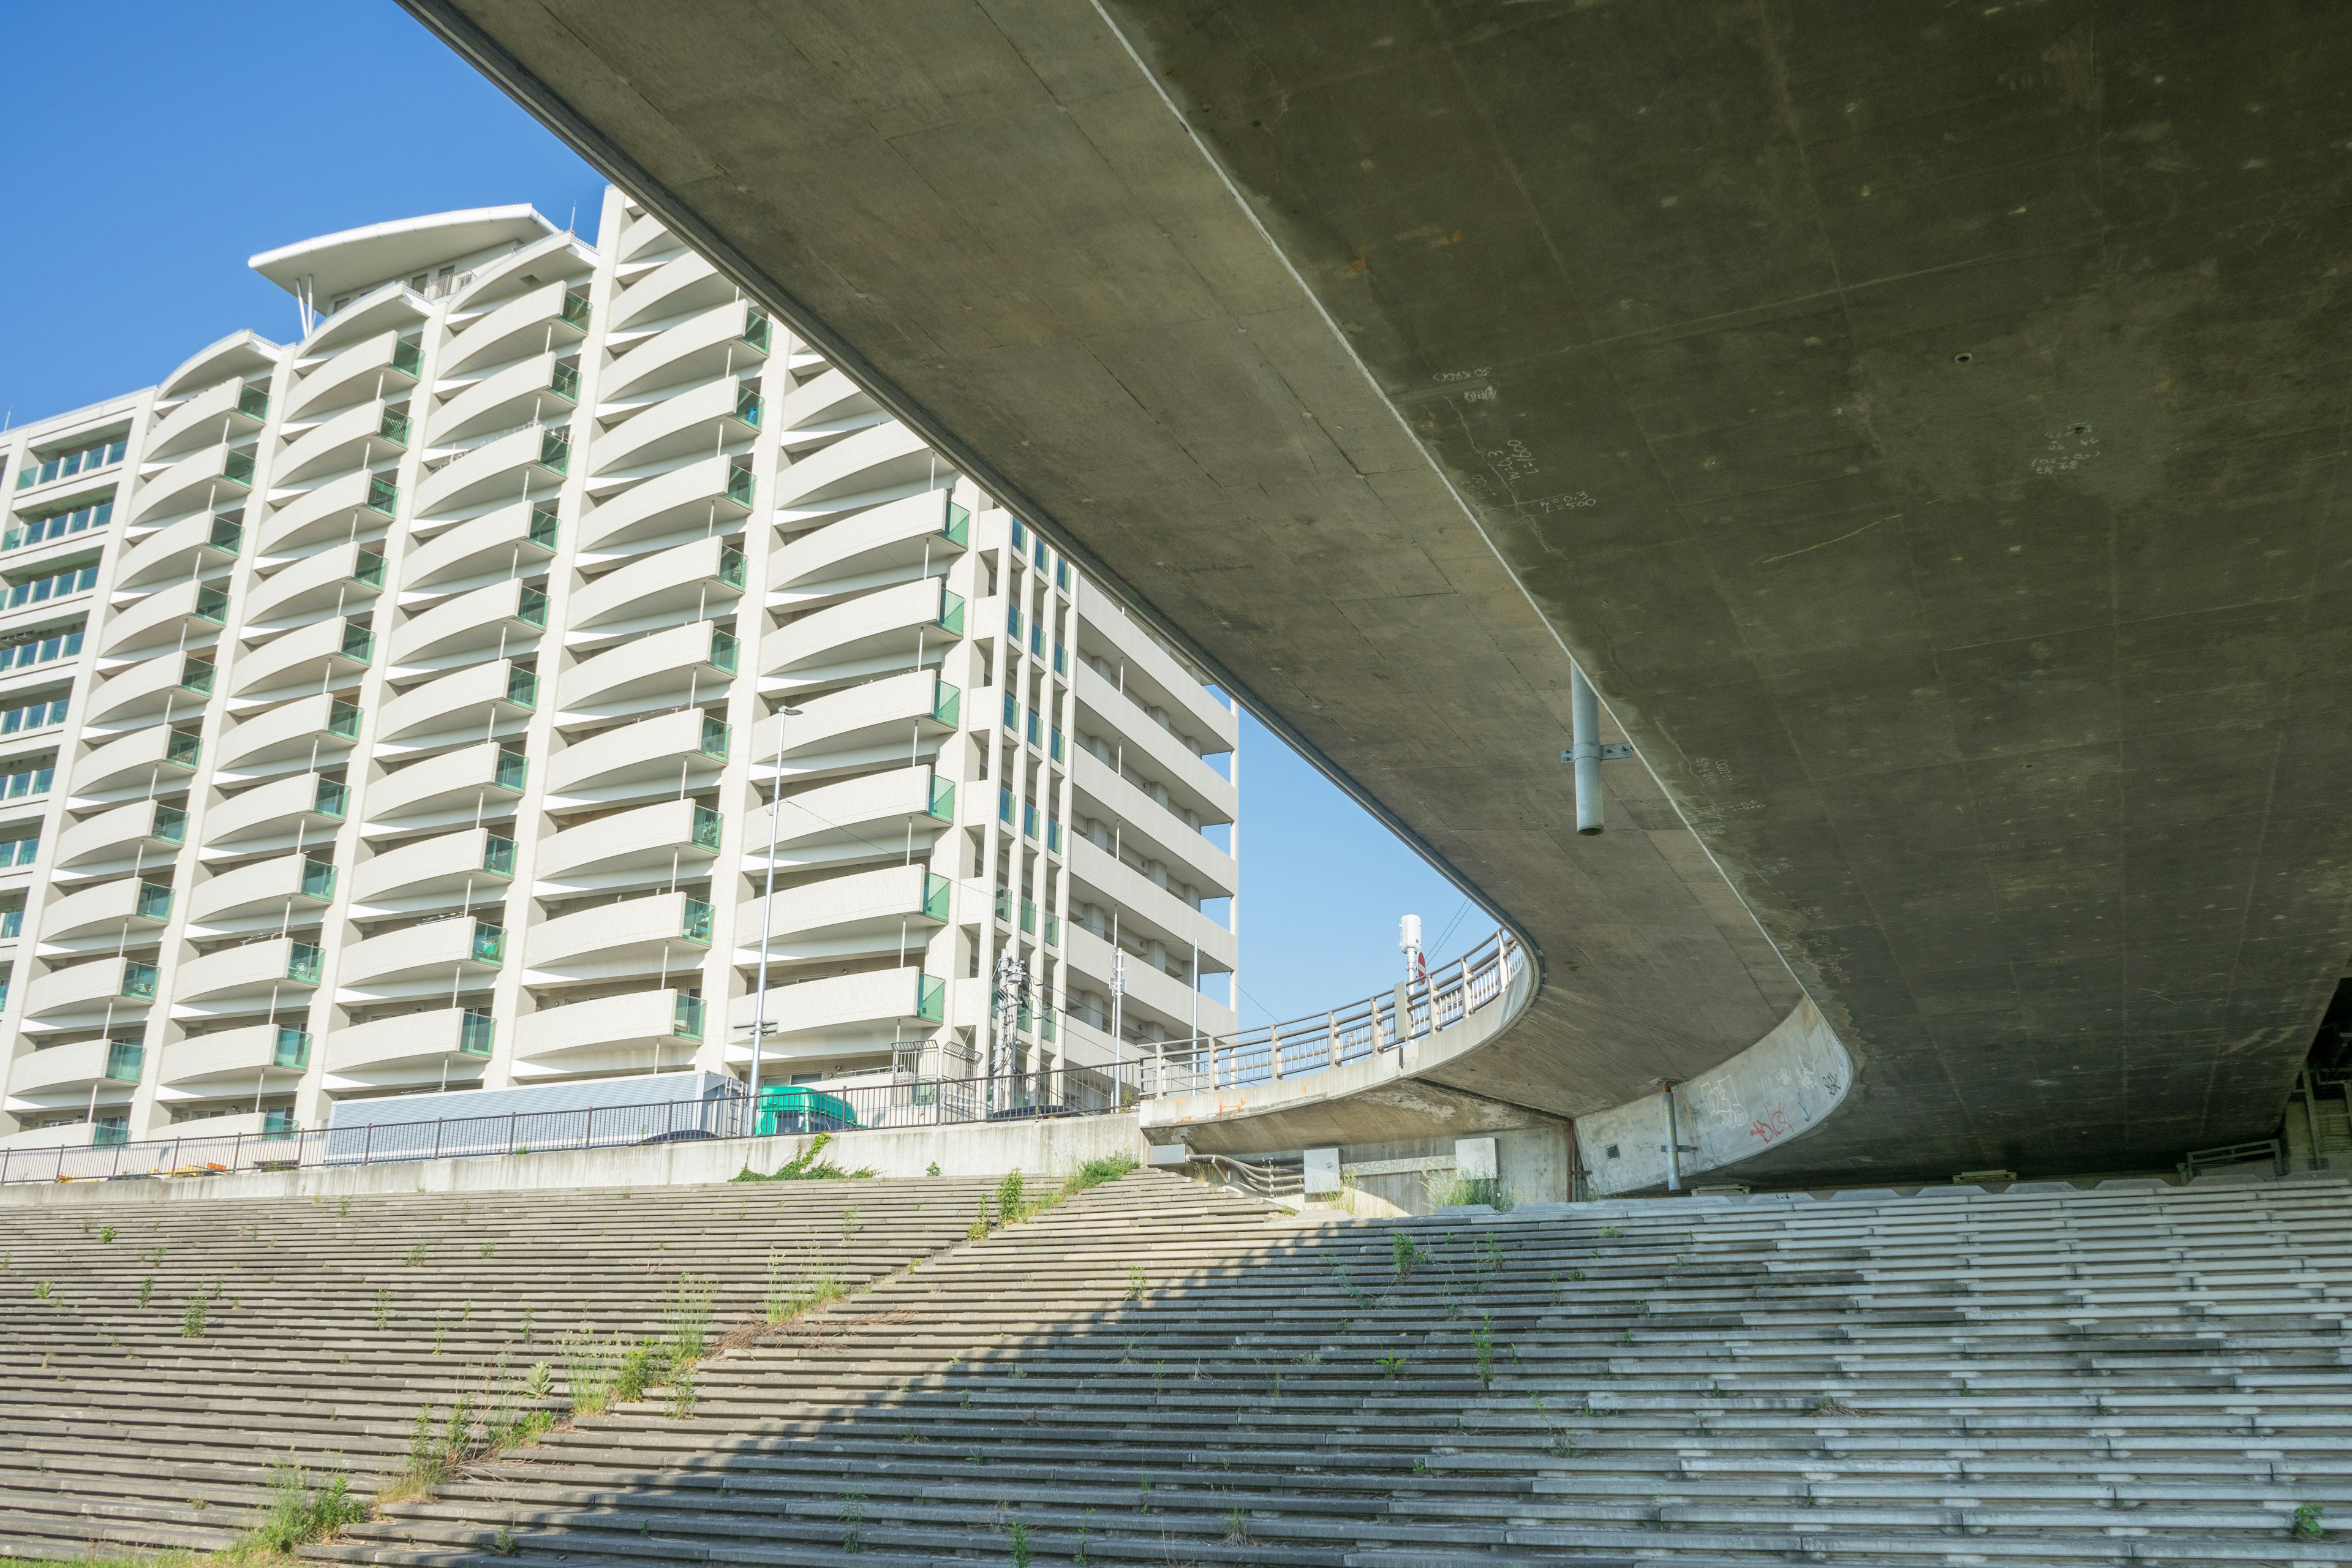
[271,1028,311,1071]
[1021,897,1038,935]
[673,993,706,1039]
[121,962,159,1000]
[518,586,549,627]
[927,774,956,821]
[179,658,214,696]
[691,804,723,850]
[470,922,506,965]
[494,748,528,791]
[165,732,202,768]
[237,385,270,421]
[924,873,951,922]
[549,361,581,402]
[300,858,336,900]
[733,388,763,428]
[286,944,323,984]
[194,586,228,621]
[353,551,386,587]
[327,700,361,739]
[709,628,739,674]
[105,1041,145,1082]
[222,449,256,485]
[481,835,516,876]
[681,897,714,944]
[134,883,172,921]
[262,1109,296,1134]
[1046,911,1061,948]
[365,477,399,515]
[560,290,592,330]
[538,429,571,473]
[528,503,559,550]
[741,309,771,350]
[917,973,945,1022]
[718,546,746,588]
[92,1123,127,1147]
[312,778,350,818]
[377,408,411,447]
[938,589,965,637]
[154,804,189,841]
[698,715,730,760]
[207,516,243,552]
[459,1009,494,1055]
[932,680,960,728]
[339,624,374,662]
[943,501,971,548]
[392,339,424,377]
[504,666,538,707]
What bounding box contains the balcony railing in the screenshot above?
[505,666,538,707]
[459,1006,494,1055]
[364,477,399,515]
[377,409,412,447]
[943,500,970,548]
[692,804,723,851]
[18,435,128,490]
[179,657,217,695]
[155,805,189,842]
[518,587,549,627]
[238,384,270,421]
[527,502,559,551]
[339,624,375,663]
[470,921,507,965]
[3,498,112,552]
[549,361,581,402]
[726,467,754,508]
[327,700,362,739]
[717,546,747,589]
[741,309,771,351]
[998,786,1012,826]
[924,872,951,922]
[0,836,34,868]
[560,290,591,331]
[673,992,706,1039]
[732,388,763,429]
[195,586,229,622]
[494,748,528,792]
[222,449,256,486]
[917,972,945,1022]
[538,428,571,474]
[353,550,387,589]
[0,696,67,736]
[392,338,424,378]
[122,960,159,1000]
[698,715,729,761]
[709,627,739,674]
[286,943,324,984]
[481,835,516,876]
[208,516,243,554]
[932,679,960,728]
[273,1027,312,1071]
[5,564,99,610]
[301,857,336,900]
[0,909,20,937]
[165,731,202,768]
[134,882,172,921]
[313,778,350,818]
[105,1041,145,1083]
[1049,725,1064,763]
[0,629,82,674]
[0,761,55,798]
[682,897,714,944]
[927,774,956,821]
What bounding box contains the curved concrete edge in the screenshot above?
[1137,949,1539,1146]
[1575,999,1852,1196]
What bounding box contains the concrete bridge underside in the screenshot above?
[408,0,2352,1183]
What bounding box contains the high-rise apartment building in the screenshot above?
[0,189,1240,1152]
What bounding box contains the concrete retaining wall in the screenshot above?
[0,1112,1148,1210]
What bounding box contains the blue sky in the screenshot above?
[1,1,1474,1028]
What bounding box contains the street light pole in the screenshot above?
[744,703,802,1135]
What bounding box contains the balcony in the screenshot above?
[350,827,515,916]
[1071,747,1238,898]
[1067,835,1238,971]
[510,987,704,1080]
[37,877,173,952]
[375,659,536,755]
[736,865,950,963]
[535,797,722,896]
[21,954,160,1033]
[1074,660,1237,821]
[336,916,505,1001]
[723,966,944,1064]
[771,420,933,519]
[360,742,527,837]
[545,707,727,809]
[1082,599,1241,750]
[577,453,752,559]
[323,1005,494,1090]
[556,620,737,723]
[429,352,582,447]
[200,772,348,858]
[0,753,57,805]
[388,578,548,671]
[226,615,374,704]
[115,512,242,592]
[0,628,84,689]
[413,424,570,522]
[255,470,399,560]
[295,281,430,360]
[440,280,590,378]
[273,399,409,487]
[748,765,952,872]
[213,693,363,778]
[160,330,281,405]
[127,444,255,529]
[157,1024,313,1101]
[608,250,725,333]
[283,330,423,421]
[524,889,712,981]
[399,499,558,594]
[775,366,888,450]
[56,799,187,878]
[84,654,214,733]
[587,376,760,480]
[598,300,771,406]
[96,579,227,662]
[240,543,387,633]
[3,1037,148,1114]
[70,725,202,804]
[186,853,337,935]
[771,488,968,608]
[567,536,745,643]
[146,377,270,462]
[763,578,963,694]
[749,669,959,781]
[171,937,323,1017]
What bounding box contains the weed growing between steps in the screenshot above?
[0,1462,374,1568]
[733,1132,878,1181]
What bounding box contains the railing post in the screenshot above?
[510,1110,519,1154]
[1328,1011,1340,1068]
[431,1118,443,1162]
[232,1133,243,1173]
[111,1137,124,1178]
[361,1123,374,1166]
[1268,1025,1282,1081]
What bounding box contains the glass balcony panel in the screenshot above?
[692,804,723,850]
[1023,802,1039,840]
[697,716,730,760]
[673,992,706,1039]
[0,909,20,938]
[2,499,111,552]
[741,309,771,350]
[377,409,412,447]
[1049,727,1065,763]
[165,732,202,768]
[1056,559,1069,590]
[1046,911,1061,948]
[300,858,336,900]
[104,1041,145,1082]
[682,897,714,944]
[505,666,538,707]
[537,429,571,473]
[943,501,971,547]
[354,551,387,587]
[262,1109,296,1134]
[181,658,216,695]
[195,586,229,620]
[286,944,323,984]
[998,786,1012,824]
[155,805,189,841]
[1047,818,1063,853]
[709,628,739,674]
[1006,603,1023,639]
[938,589,964,636]
[365,477,399,514]
[1020,897,1038,935]
[527,502,560,551]
[459,1008,495,1055]
[494,748,529,791]
[391,338,424,377]
[733,388,763,428]
[726,467,754,508]
[993,885,1010,921]
[718,546,746,588]
[918,973,945,1022]
[517,587,549,627]
[1002,692,1018,732]
[932,679,960,727]
[1053,641,1067,676]
[1025,712,1041,747]
[470,922,507,965]
[327,700,362,739]
[927,775,956,820]
[207,516,243,552]
[560,290,591,330]
[549,361,581,402]
[271,1027,311,1070]
[134,883,172,921]
[481,835,516,876]
[222,450,256,485]
[238,385,271,421]
[339,625,374,662]
[1033,538,1047,571]
[123,962,159,999]
[924,873,951,921]
[92,1121,129,1147]
[312,780,350,818]
[1011,518,1027,552]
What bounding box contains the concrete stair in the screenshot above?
[307,1174,2352,1567]
[0,1173,1004,1559]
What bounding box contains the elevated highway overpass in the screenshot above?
[405,0,2352,1186]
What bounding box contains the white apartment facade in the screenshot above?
[0,189,1239,1151]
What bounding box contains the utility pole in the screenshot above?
[742,704,802,1134]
